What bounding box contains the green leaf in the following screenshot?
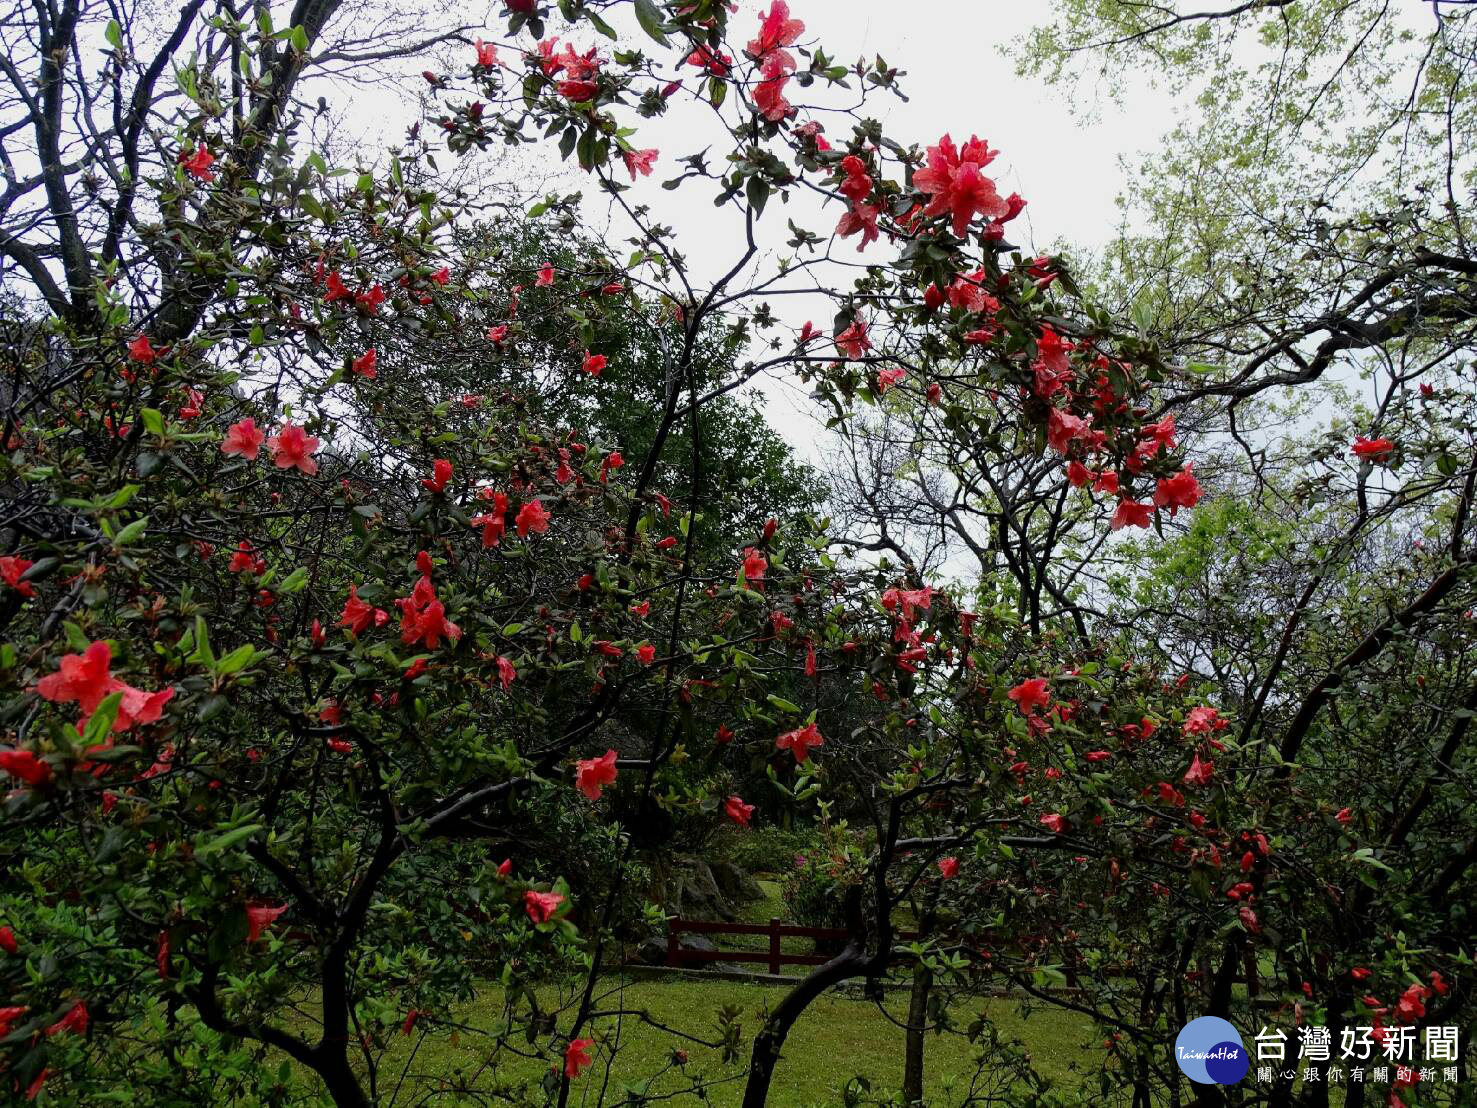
[633,0,670,46]
[745,175,770,217]
[63,621,91,653]
[766,694,802,714]
[215,644,258,676]
[278,566,309,594]
[189,616,215,667]
[140,408,165,435]
[196,823,264,856]
[82,692,123,746]
[586,9,619,39]
[114,517,148,546]
[289,24,309,52]
[104,18,122,48]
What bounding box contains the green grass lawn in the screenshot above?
[294,882,1103,1104]
[349,974,1101,1107]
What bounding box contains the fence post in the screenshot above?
[667,921,679,968]
[769,917,781,975]
[1244,946,1259,998]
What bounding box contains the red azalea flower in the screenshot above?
[338,584,386,635]
[835,319,871,359]
[1351,436,1395,464]
[1153,465,1202,516]
[180,146,215,182]
[1007,678,1050,716]
[245,903,289,944]
[724,795,755,827]
[685,44,732,76]
[0,556,36,597]
[266,422,321,475]
[45,999,88,1037]
[564,1036,595,1077]
[524,889,564,924]
[221,418,266,459]
[622,148,659,179]
[515,499,551,537]
[421,459,453,493]
[0,1005,29,1037]
[351,348,377,378]
[913,134,1008,238]
[575,749,618,800]
[877,367,906,393]
[741,547,768,584]
[1183,754,1214,787]
[494,655,517,690]
[128,335,157,363]
[1110,498,1153,531]
[775,721,824,762]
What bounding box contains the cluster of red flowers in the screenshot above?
[747,1,804,121]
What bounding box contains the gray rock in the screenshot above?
[710,860,763,902]
[648,854,735,920]
[635,930,740,972]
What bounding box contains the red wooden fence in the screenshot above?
[663,916,1262,996]
[664,917,920,975]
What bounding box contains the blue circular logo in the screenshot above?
[1174,1017,1248,1085]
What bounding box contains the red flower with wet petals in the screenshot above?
[245,903,289,944]
[525,890,564,924]
[421,459,453,493]
[221,418,266,460]
[45,999,88,1037]
[516,499,550,537]
[1110,498,1153,531]
[575,749,618,800]
[0,556,35,597]
[1007,678,1050,716]
[565,1036,595,1078]
[725,795,755,827]
[351,348,377,378]
[266,422,321,475]
[775,721,824,762]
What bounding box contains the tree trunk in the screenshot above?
[901,889,940,1105]
[901,957,933,1105]
[743,887,873,1108]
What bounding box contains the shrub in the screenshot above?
[712,825,822,876]
[780,846,851,931]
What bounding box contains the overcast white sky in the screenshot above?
[591,0,1176,466]
[337,0,1179,467]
